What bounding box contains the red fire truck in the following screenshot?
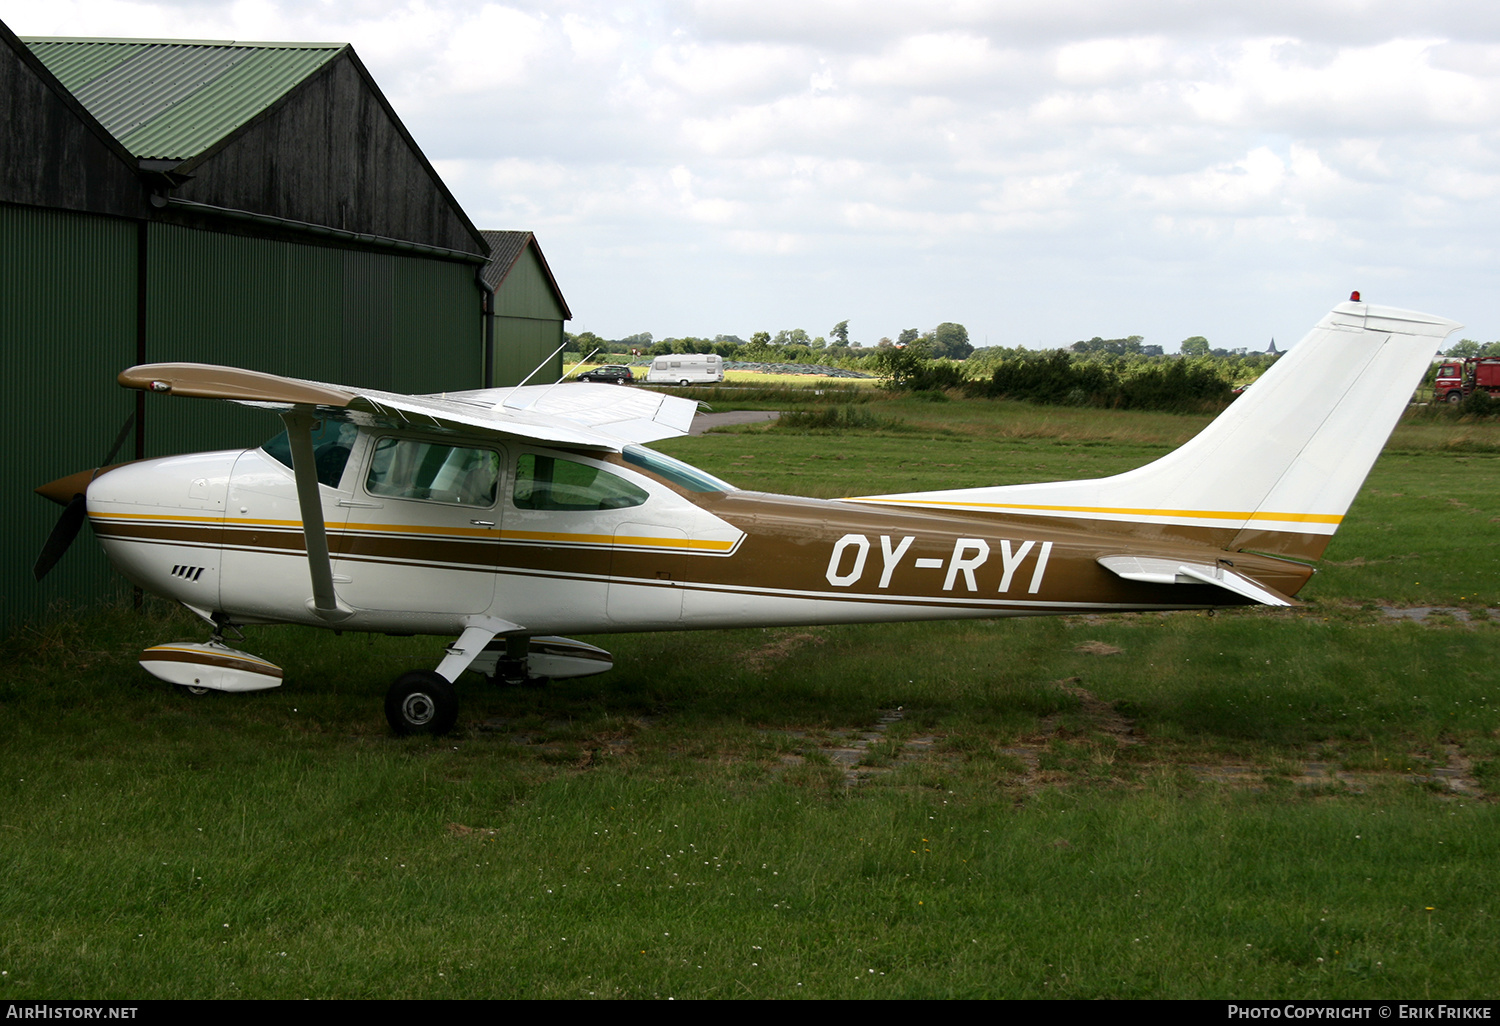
[1433,357,1500,404]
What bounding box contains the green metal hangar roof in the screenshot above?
[0,20,559,627]
[27,36,488,260]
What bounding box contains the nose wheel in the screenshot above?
[385,670,458,736]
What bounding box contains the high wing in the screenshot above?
[116,362,699,629]
[117,364,698,450]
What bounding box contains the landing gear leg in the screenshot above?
[489,636,550,688]
[493,635,530,686]
[381,617,521,736]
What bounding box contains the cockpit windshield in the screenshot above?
[261,421,359,487]
[622,445,735,493]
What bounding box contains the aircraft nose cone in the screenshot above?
[35,464,132,506]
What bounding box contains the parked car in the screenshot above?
[575,364,635,384]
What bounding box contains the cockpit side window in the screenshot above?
[261,421,359,488]
[513,454,648,511]
[365,438,499,507]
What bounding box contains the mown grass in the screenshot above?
[2,397,1498,999]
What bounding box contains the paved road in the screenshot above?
[688,410,781,436]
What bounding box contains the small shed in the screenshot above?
[480,230,572,387]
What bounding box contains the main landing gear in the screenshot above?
[381,632,615,736]
[139,613,614,738]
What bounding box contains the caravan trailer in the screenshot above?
[646,354,725,385]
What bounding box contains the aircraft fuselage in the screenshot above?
[86,430,1313,639]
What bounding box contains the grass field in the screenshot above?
[2,395,1497,999]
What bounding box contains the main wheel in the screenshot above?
[1447,391,1464,404]
[679,379,690,387]
[385,670,459,736]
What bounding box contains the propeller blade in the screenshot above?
[33,494,88,581]
[32,412,136,580]
[101,412,136,467]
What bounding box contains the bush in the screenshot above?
[1460,389,1497,417]
[970,350,1232,413]
[776,405,901,432]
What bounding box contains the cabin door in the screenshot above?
[332,435,504,614]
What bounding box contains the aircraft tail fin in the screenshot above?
[851,300,1461,560]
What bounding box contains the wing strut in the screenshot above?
[281,411,354,623]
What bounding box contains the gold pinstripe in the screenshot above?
[90,511,738,552]
[848,497,1344,525]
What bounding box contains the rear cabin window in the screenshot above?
[365,438,499,507]
[622,444,734,493]
[513,454,647,511]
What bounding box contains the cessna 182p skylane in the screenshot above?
[35,297,1458,736]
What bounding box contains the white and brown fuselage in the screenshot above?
[86,439,1312,639]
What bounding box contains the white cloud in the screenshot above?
[433,5,551,92]
[650,40,811,100]
[846,31,997,89]
[561,12,621,62]
[1054,36,1170,86]
[4,0,1500,341]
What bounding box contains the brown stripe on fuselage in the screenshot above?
[93,485,1317,613]
[674,491,1315,603]
[92,518,225,547]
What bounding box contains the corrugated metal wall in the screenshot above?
[1,204,137,625]
[144,222,481,459]
[3,213,483,629]
[493,246,565,320]
[494,316,564,387]
[492,247,565,385]
[392,253,480,394]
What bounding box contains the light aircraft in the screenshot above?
[35,297,1458,736]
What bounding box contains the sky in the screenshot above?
[5,0,1499,353]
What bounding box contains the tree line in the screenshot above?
[567,320,1296,412]
[569,320,1279,368]
[1444,340,1500,358]
[566,320,975,365]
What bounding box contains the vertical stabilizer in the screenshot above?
[852,300,1461,560]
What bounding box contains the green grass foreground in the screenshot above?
[2,397,1498,999]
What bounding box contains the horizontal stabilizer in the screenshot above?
[1097,555,1294,606]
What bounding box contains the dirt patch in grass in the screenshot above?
[739,630,828,673]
